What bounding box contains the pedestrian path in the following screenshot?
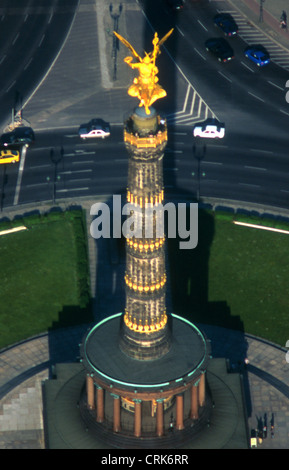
[0,321,288,449]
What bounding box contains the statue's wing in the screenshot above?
[113,31,142,61]
[158,28,174,48]
[149,28,174,60]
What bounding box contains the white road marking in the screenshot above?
[197,19,208,31]
[248,91,265,102]
[267,80,284,91]
[218,70,232,82]
[241,61,255,72]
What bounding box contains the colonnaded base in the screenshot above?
[42,314,249,449]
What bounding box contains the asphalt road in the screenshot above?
[1,0,289,213]
[0,0,79,129]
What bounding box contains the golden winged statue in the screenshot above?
[114,29,174,115]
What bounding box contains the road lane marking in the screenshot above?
[241,61,255,72]
[24,58,33,70]
[207,144,228,148]
[197,20,208,31]
[64,151,95,156]
[176,25,184,37]
[6,80,16,93]
[218,71,232,82]
[194,47,207,61]
[245,165,267,171]
[267,80,284,91]
[280,109,289,117]
[38,34,45,47]
[59,169,93,175]
[57,187,89,192]
[12,33,19,45]
[170,132,187,135]
[238,182,260,188]
[67,178,91,183]
[248,91,264,102]
[29,164,51,170]
[165,149,183,153]
[26,182,48,188]
[249,148,273,154]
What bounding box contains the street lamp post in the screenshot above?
[259,0,265,23]
[47,148,62,204]
[193,143,206,201]
[109,3,123,81]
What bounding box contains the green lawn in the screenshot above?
[168,209,289,347]
[0,210,92,349]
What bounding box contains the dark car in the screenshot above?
[0,126,35,147]
[214,13,238,36]
[205,37,234,62]
[166,0,183,11]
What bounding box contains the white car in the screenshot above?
[193,119,225,139]
[78,119,110,139]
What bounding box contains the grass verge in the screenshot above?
[0,209,92,349]
[168,208,289,347]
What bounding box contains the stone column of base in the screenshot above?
[96,386,104,423]
[86,375,95,410]
[199,373,206,407]
[134,400,142,437]
[190,384,199,420]
[112,395,121,432]
[156,399,164,437]
[176,394,184,430]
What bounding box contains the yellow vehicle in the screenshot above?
[0,149,20,164]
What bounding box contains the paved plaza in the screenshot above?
[0,316,289,449]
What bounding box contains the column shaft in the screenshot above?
[113,396,121,432]
[96,387,104,423]
[190,385,199,420]
[86,375,95,410]
[134,401,142,437]
[175,395,184,430]
[156,400,164,437]
[199,373,206,407]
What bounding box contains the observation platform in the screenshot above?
[80,313,210,395]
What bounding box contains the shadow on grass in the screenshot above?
[166,197,251,418]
